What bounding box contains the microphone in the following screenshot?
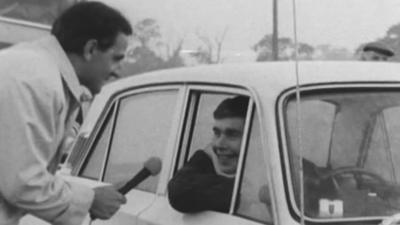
[90,157,162,221]
[118,157,162,194]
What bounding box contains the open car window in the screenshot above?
[173,89,274,223]
[284,87,400,220]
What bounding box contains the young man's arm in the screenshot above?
[168,150,234,213]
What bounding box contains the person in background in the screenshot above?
[0,2,131,224]
[168,96,249,213]
[359,41,394,61]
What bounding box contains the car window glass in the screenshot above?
[104,89,178,193]
[235,111,274,223]
[285,90,400,219]
[364,107,400,182]
[286,100,335,167]
[80,105,115,180]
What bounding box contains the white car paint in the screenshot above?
[23,62,400,225]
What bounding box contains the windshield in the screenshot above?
[284,87,400,220]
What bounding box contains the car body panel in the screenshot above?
[87,190,157,225]
[22,61,400,225]
[137,197,264,225]
[75,61,400,225]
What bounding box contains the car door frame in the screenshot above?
[69,83,188,225]
[136,83,275,225]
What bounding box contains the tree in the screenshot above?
[132,18,162,47]
[163,39,185,68]
[253,34,315,61]
[313,45,353,60]
[297,43,314,59]
[252,34,273,61]
[190,27,228,64]
[122,18,185,76]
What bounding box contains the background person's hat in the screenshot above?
[363,42,394,57]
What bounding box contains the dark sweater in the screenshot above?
[168,150,235,213]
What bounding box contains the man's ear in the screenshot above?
[83,39,98,61]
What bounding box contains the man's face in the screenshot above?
[211,117,245,175]
[81,32,129,95]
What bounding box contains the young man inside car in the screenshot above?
[167,95,338,218]
[167,95,249,213]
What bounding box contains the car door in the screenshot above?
[69,85,185,225]
[137,86,275,225]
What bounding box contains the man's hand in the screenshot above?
[89,185,127,220]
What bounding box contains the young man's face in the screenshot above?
[81,32,129,95]
[211,117,245,175]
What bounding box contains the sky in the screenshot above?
[96,0,400,61]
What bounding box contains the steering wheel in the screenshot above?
[320,166,387,192]
[315,167,400,215]
[320,166,387,189]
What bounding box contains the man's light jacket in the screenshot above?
[0,36,94,225]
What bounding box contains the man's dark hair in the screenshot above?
[213,96,249,119]
[51,1,132,54]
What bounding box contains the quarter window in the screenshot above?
[174,90,273,223]
[103,89,179,193]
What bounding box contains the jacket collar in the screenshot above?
[35,35,83,103]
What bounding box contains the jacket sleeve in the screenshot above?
[168,151,234,213]
[0,59,94,225]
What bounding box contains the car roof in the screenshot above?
[81,61,400,134]
[104,61,400,96]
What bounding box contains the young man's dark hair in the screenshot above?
[51,1,132,54]
[213,96,249,119]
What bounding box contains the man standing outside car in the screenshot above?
[0,2,131,225]
[359,41,394,61]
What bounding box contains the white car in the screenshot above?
[22,61,400,225]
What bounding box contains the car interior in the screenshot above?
[285,89,400,219]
